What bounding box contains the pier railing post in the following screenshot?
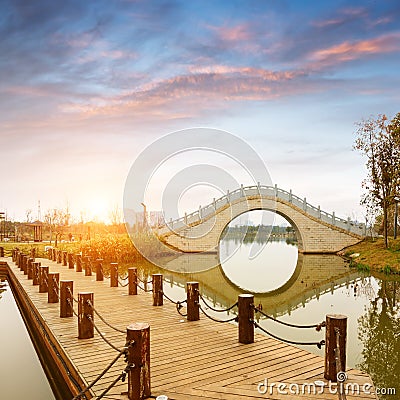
[30,248,36,259]
[76,254,82,272]
[96,259,104,281]
[110,263,119,287]
[16,251,20,267]
[27,258,34,279]
[52,248,57,262]
[128,268,137,295]
[0,247,4,257]
[32,262,40,285]
[187,282,199,321]
[152,274,163,306]
[22,255,28,274]
[47,248,52,260]
[39,266,49,293]
[48,272,59,303]
[57,249,62,264]
[324,314,347,382]
[83,256,92,276]
[60,281,73,318]
[238,294,254,344]
[126,323,151,400]
[62,251,67,266]
[78,292,94,339]
[68,253,74,269]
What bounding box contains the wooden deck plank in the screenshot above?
[4,256,378,399]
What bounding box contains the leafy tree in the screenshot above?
[354,113,400,248]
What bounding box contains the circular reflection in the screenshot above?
[219,210,298,293]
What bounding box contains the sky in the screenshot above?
[1,0,400,224]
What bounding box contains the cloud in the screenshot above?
[209,23,253,42]
[308,32,400,66]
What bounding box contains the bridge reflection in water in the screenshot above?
[151,251,360,317]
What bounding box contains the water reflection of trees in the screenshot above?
[0,279,6,301]
[357,280,400,399]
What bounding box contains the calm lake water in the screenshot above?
[0,276,55,400]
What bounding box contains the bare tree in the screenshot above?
[354,113,400,248]
[44,208,70,246]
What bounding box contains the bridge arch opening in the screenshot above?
[218,210,302,293]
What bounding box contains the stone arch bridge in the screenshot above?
[157,185,365,254]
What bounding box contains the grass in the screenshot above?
[343,237,400,275]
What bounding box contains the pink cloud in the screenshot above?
[212,24,253,42]
[309,32,400,66]
[59,65,311,120]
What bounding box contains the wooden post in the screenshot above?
[324,314,347,382]
[126,323,151,400]
[47,248,52,260]
[60,281,73,318]
[39,266,49,293]
[52,248,57,262]
[76,254,82,272]
[48,272,59,303]
[110,263,118,287]
[68,253,74,269]
[22,255,28,275]
[84,256,92,276]
[78,292,94,339]
[32,262,40,285]
[12,249,16,262]
[128,268,137,295]
[186,282,199,321]
[152,274,163,306]
[238,294,254,344]
[57,249,62,264]
[0,247,4,257]
[96,259,104,281]
[30,248,36,259]
[62,251,67,266]
[27,258,34,279]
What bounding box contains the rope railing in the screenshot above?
[67,287,78,303]
[94,367,128,400]
[253,306,326,331]
[176,300,188,317]
[86,300,125,334]
[160,290,185,305]
[117,276,129,287]
[199,304,238,324]
[87,315,123,353]
[71,346,128,400]
[253,321,325,349]
[137,282,153,292]
[137,275,152,285]
[197,291,238,313]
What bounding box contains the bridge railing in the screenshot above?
[157,184,366,236]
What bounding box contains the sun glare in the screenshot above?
[89,199,109,222]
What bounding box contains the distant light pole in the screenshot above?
[394,197,399,240]
[0,212,5,241]
[141,203,147,231]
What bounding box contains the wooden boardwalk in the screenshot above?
[2,255,378,399]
